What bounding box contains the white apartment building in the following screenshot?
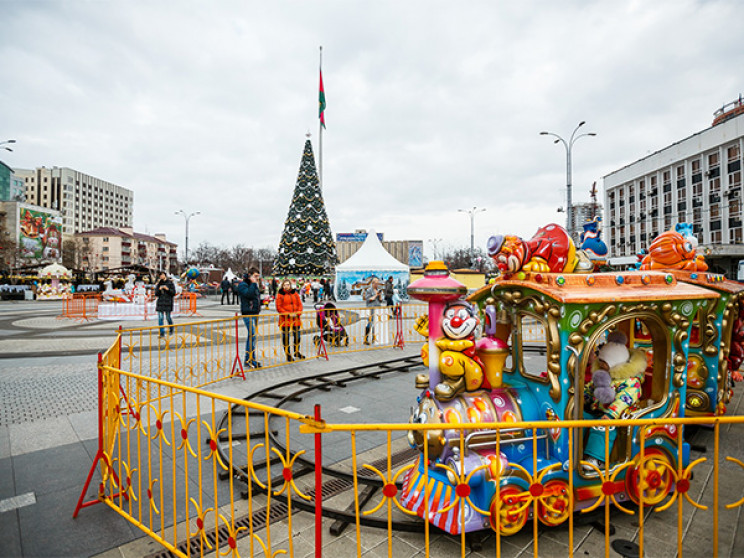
[15,167,133,236]
[603,100,744,277]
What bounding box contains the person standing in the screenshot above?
[384,276,394,309]
[155,271,176,338]
[311,278,321,303]
[275,279,305,361]
[237,268,262,368]
[363,277,384,345]
[220,277,232,305]
[231,279,240,305]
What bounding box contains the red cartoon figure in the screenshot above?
[488,223,592,274]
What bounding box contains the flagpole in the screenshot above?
[319,45,323,193]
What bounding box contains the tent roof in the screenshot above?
[335,229,409,272]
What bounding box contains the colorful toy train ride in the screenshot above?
[401,223,743,535]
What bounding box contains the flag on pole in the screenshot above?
[319,69,326,128]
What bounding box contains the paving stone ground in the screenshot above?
[1,296,743,557]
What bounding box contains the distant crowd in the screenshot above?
[219,276,335,306]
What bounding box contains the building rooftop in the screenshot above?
[77,227,176,246]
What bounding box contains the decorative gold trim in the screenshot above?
[718,293,740,405]
[493,289,562,402]
[701,298,720,357]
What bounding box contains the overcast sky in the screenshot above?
[1,0,742,260]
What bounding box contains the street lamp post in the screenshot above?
[427,238,443,261]
[175,210,200,265]
[458,207,486,266]
[540,122,596,240]
[0,139,15,152]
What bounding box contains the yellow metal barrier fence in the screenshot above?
[74,301,744,557]
[76,351,744,558]
[114,303,427,388]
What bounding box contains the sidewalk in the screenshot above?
[0,339,421,558]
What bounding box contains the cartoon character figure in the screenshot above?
[639,224,708,271]
[408,396,446,457]
[488,223,592,274]
[579,217,608,268]
[434,301,485,400]
[583,331,648,469]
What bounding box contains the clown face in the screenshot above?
[442,302,479,340]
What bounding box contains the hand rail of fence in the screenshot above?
[70,300,744,557]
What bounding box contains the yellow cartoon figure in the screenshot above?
[434,301,484,400]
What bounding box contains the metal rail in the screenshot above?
[214,354,428,533]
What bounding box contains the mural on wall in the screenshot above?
[408,241,423,267]
[18,206,62,261]
[334,270,410,301]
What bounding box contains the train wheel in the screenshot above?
[537,479,571,527]
[489,486,528,536]
[625,449,674,507]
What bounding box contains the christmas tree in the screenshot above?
[274,138,337,276]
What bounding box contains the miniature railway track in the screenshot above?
[214,354,429,534]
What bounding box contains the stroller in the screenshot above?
[313,302,349,347]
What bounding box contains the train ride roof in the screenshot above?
[666,270,744,295]
[469,270,720,305]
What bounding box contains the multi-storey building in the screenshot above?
[0,161,25,202]
[14,167,133,236]
[75,227,178,273]
[336,231,423,267]
[604,98,744,277]
[570,202,603,238]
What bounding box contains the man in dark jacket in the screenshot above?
[155,271,176,338]
[384,276,394,308]
[237,268,262,368]
[231,279,240,305]
[220,277,232,305]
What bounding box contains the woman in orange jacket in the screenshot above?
[275,279,305,361]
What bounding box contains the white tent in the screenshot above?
[334,230,409,301]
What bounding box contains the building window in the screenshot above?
[711,230,722,243]
[710,204,720,219]
[728,144,740,160]
[709,152,720,168]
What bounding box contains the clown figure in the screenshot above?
[583,331,647,470]
[434,301,485,400]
